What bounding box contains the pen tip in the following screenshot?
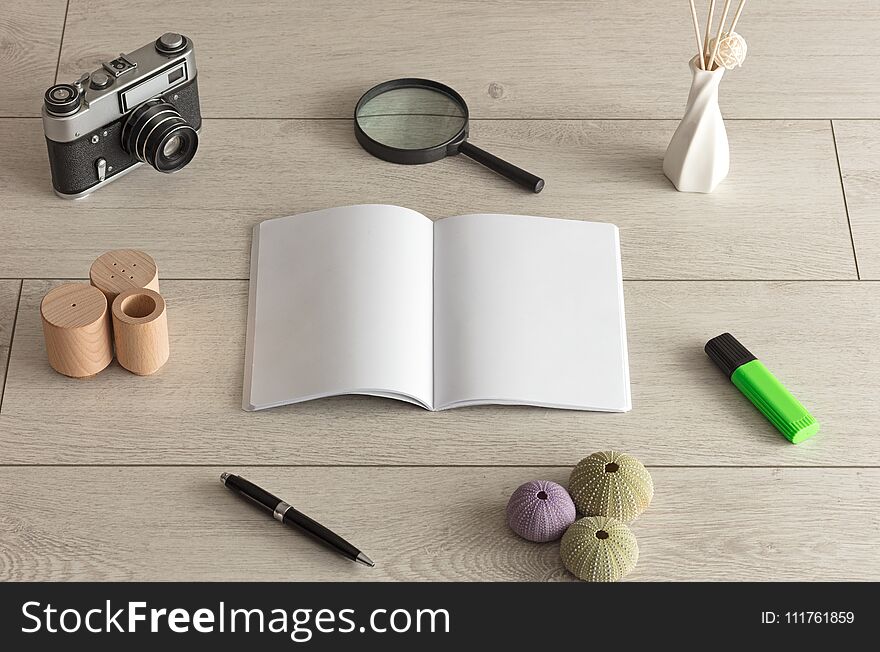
[220,472,230,485]
[356,552,375,568]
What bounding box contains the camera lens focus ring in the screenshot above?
[122,99,198,173]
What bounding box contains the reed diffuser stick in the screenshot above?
[707,0,732,71]
[688,0,705,69]
[727,0,748,35]
[703,0,716,66]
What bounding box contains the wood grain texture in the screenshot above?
[0,466,876,581]
[90,249,160,303]
[0,118,855,280]
[3,280,879,466]
[40,283,113,378]
[833,120,880,279]
[2,0,876,585]
[0,0,68,116]
[57,1,880,119]
[0,281,22,394]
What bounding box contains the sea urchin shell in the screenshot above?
[506,480,576,542]
[560,516,639,582]
[568,451,653,522]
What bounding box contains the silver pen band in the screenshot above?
[273,501,292,522]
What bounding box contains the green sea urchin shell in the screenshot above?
[560,516,639,582]
[568,451,653,522]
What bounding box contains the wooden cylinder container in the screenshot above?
[90,249,160,304]
[111,288,170,375]
[40,283,113,378]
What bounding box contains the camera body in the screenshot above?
[42,33,202,199]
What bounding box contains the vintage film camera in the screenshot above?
[42,33,201,198]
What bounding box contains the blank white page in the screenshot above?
[433,214,630,411]
[244,205,434,410]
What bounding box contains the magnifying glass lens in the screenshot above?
[354,78,544,192]
[355,87,466,150]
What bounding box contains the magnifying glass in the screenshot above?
[354,78,545,193]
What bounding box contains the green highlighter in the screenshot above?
[705,333,819,444]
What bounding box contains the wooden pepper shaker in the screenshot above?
[90,249,160,304]
[111,288,169,375]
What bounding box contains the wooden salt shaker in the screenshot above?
[90,249,160,304]
[111,288,170,375]
[40,283,113,378]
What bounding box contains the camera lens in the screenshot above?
[121,98,198,173]
[163,135,183,157]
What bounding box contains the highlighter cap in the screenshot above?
[705,333,756,378]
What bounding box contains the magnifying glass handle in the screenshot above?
[458,141,545,193]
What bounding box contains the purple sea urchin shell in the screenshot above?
[506,480,576,542]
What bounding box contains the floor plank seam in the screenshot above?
[195,117,880,122]
[0,464,875,470]
[5,116,880,121]
[52,0,71,86]
[830,119,862,280]
[4,278,879,283]
[0,279,23,416]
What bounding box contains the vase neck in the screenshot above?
[688,56,725,89]
[685,59,724,108]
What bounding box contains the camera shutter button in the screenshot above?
[156,32,186,54]
[89,71,112,90]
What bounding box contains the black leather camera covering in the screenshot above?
[45,78,202,196]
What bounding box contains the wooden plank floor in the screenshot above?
[834,121,880,279]
[0,282,22,393]
[4,280,879,466]
[2,467,877,582]
[0,0,68,117]
[54,1,880,119]
[0,119,855,280]
[0,0,878,582]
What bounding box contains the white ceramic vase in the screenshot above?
[663,57,729,193]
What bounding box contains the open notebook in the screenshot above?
[243,205,630,412]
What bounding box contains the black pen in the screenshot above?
[220,473,375,567]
